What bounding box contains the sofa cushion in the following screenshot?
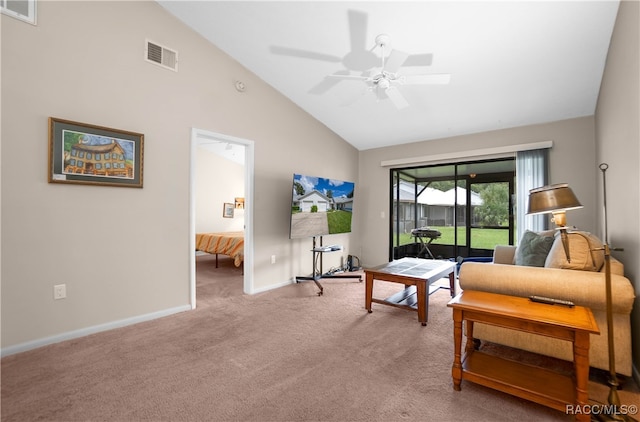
[544,231,605,271]
[514,230,554,267]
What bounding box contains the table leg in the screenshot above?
[573,332,591,422]
[465,320,475,356]
[448,271,456,297]
[416,280,427,326]
[365,272,373,313]
[452,309,463,391]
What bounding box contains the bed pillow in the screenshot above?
[544,231,604,271]
[515,230,555,267]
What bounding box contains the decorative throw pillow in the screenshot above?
[544,231,605,271]
[515,230,555,267]
[511,230,555,264]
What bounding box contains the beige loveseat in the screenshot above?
[458,232,635,376]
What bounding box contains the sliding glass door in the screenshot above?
[390,158,515,261]
[467,177,514,252]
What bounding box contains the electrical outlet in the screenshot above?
[271,255,276,264]
[53,284,66,300]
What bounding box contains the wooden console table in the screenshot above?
[447,290,599,421]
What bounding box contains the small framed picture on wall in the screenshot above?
[223,203,234,218]
[235,197,245,209]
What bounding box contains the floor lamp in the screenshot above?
[528,176,635,421]
[595,163,636,422]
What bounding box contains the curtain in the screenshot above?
[516,149,549,243]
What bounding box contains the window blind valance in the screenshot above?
[380,141,552,168]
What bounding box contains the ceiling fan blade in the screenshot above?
[269,46,341,63]
[348,10,368,52]
[325,73,369,81]
[402,73,451,85]
[309,70,362,94]
[403,53,434,67]
[340,88,370,107]
[385,86,409,110]
[327,73,369,81]
[308,77,343,95]
[385,49,409,74]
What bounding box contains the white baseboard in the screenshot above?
[249,278,295,294]
[3,279,299,356]
[1,305,192,358]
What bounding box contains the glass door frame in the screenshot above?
[389,158,516,262]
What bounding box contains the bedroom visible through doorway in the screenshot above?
[190,129,254,307]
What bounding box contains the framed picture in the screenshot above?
[235,197,245,209]
[223,203,234,218]
[48,117,144,188]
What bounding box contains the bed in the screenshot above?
[196,231,244,268]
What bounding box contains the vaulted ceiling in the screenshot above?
[158,1,619,151]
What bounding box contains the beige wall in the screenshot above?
[195,148,244,233]
[357,116,597,267]
[2,0,638,378]
[355,0,639,376]
[1,1,358,351]
[595,0,640,379]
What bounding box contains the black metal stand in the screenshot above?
[295,236,362,296]
[411,228,442,259]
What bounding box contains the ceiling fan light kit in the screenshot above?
[330,33,450,109]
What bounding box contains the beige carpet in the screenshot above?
[2,254,639,421]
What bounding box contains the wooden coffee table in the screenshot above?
[365,257,457,326]
[447,290,600,422]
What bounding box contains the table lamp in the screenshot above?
[527,183,583,262]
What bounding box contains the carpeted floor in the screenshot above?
[1,254,638,421]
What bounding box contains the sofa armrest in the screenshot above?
[493,245,516,265]
[458,262,635,314]
[606,256,624,276]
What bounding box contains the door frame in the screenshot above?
[189,128,255,307]
[389,158,515,261]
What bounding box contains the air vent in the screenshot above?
[145,40,178,72]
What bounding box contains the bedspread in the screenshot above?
[196,231,244,267]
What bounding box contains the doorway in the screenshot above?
[189,128,254,308]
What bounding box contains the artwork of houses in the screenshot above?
[294,191,331,212]
[63,131,134,179]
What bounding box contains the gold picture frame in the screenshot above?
[48,117,144,188]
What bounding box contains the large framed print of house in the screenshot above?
[48,118,144,188]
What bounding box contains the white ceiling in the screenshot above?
[158,1,619,151]
[197,139,245,165]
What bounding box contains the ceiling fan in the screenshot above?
[269,10,448,109]
[331,34,451,110]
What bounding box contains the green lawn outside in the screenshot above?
[395,226,511,250]
[327,210,352,234]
